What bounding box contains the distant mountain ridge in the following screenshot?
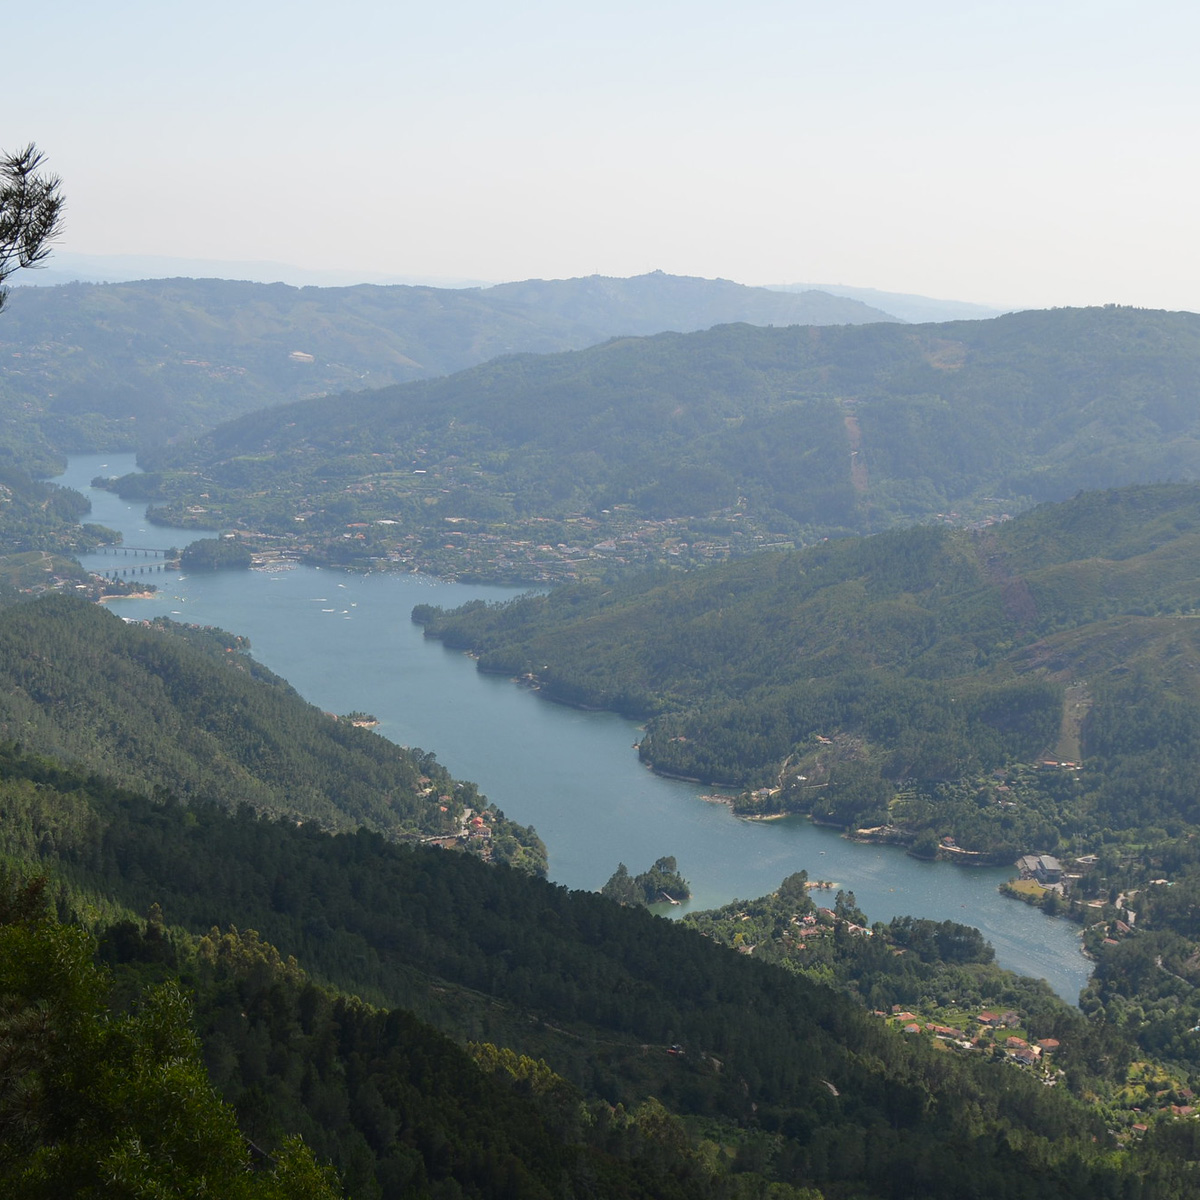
[126,305,1200,582]
[8,249,493,289]
[480,270,896,333]
[0,271,895,453]
[19,251,1006,322]
[769,281,1009,323]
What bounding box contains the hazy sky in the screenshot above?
[8,1,1199,309]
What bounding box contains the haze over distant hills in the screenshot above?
[0,271,895,454]
[18,253,1009,324]
[770,281,1010,324]
[9,250,493,290]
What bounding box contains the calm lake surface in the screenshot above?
[58,453,1093,1001]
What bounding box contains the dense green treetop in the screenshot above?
[602,856,691,906]
[181,534,253,570]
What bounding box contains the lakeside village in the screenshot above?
[185,506,787,586]
[9,507,760,595]
[731,746,1158,964]
[719,886,1198,1138]
[11,556,170,603]
[122,422,1023,585]
[420,798,498,860]
[737,755,1107,883]
[168,500,1017,586]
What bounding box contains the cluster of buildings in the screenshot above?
[368,508,773,584]
[420,797,497,861]
[1016,853,1063,886]
[885,1006,1061,1070]
[786,908,873,942]
[206,453,798,582]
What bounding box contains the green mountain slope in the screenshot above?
[130,306,1200,582]
[414,483,1200,854]
[0,272,893,452]
[5,747,1187,1200]
[4,873,729,1200]
[0,595,542,867]
[0,585,1196,1192]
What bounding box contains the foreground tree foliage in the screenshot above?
[0,144,64,312]
[0,875,339,1198]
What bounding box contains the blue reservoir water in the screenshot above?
[59,454,1093,1001]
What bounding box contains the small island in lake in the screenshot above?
[601,856,691,907]
[180,536,252,570]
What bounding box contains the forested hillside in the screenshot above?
[0,874,342,1198]
[0,461,158,606]
[0,595,543,868]
[123,306,1200,582]
[415,482,1200,857]
[5,744,1199,1199]
[0,272,891,452]
[0,463,114,572]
